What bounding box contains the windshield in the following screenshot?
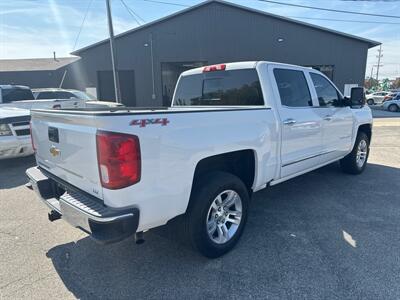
[2,88,34,103]
[173,69,264,106]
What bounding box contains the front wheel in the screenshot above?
[184,172,249,258]
[340,132,370,174]
[388,104,399,112]
[367,99,374,105]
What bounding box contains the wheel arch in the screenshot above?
[191,149,257,196]
[357,123,372,142]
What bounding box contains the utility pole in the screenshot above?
[376,45,383,82]
[106,0,121,103]
[370,66,374,79]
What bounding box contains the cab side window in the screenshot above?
[273,69,312,107]
[310,73,341,107]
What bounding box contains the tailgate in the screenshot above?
[31,111,103,199]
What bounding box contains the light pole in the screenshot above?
[106,0,121,103]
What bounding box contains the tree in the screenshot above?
[364,78,378,90]
[392,78,400,89]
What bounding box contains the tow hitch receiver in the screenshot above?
[48,210,61,222]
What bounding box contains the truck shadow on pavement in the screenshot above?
[46,162,400,299]
[0,156,35,189]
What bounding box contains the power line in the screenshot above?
[258,0,400,19]
[132,0,400,24]
[136,0,189,7]
[289,16,400,25]
[72,0,93,51]
[120,0,145,24]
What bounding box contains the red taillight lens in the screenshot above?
[203,64,226,72]
[29,122,36,152]
[96,130,141,189]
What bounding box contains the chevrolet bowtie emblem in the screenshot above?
[49,146,61,157]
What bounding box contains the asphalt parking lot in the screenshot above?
[1,117,399,299]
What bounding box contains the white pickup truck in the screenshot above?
[0,107,33,159]
[26,62,372,258]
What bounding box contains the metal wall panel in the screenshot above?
[73,2,371,106]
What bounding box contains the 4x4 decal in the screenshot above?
[130,118,170,128]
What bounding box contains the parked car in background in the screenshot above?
[365,91,390,105]
[382,95,400,112]
[383,92,400,102]
[0,85,85,109]
[32,88,95,101]
[33,88,124,108]
[1,86,122,110]
[0,107,33,159]
[27,61,372,258]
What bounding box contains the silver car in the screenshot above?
[365,91,390,105]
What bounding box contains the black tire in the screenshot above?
[183,172,249,258]
[367,99,374,105]
[388,104,399,112]
[340,132,370,175]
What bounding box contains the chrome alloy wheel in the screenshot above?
[356,139,368,168]
[206,190,243,244]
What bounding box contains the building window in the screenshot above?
[306,65,334,81]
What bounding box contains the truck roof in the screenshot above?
[181,61,312,76]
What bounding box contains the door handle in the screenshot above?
[323,115,333,121]
[283,118,297,125]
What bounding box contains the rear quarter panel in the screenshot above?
[97,108,278,231]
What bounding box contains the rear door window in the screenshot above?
[173,69,264,106]
[273,69,312,107]
[1,88,35,103]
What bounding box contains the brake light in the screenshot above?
[203,64,226,72]
[96,131,141,189]
[29,122,36,152]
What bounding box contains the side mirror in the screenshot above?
[350,87,365,107]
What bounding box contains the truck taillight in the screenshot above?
[29,122,36,152]
[96,130,141,189]
[203,64,226,72]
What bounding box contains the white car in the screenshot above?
[33,88,124,109]
[0,107,33,160]
[1,86,122,110]
[365,91,390,105]
[27,61,372,258]
[0,85,86,110]
[382,96,400,112]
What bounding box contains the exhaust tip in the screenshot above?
[135,232,145,244]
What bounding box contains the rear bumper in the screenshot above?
[0,136,33,160]
[26,166,139,244]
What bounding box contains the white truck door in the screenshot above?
[270,66,323,178]
[308,72,353,161]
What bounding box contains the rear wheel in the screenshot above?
[184,172,249,258]
[367,99,374,105]
[340,132,370,174]
[388,104,399,112]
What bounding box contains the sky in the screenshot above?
[0,0,399,79]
